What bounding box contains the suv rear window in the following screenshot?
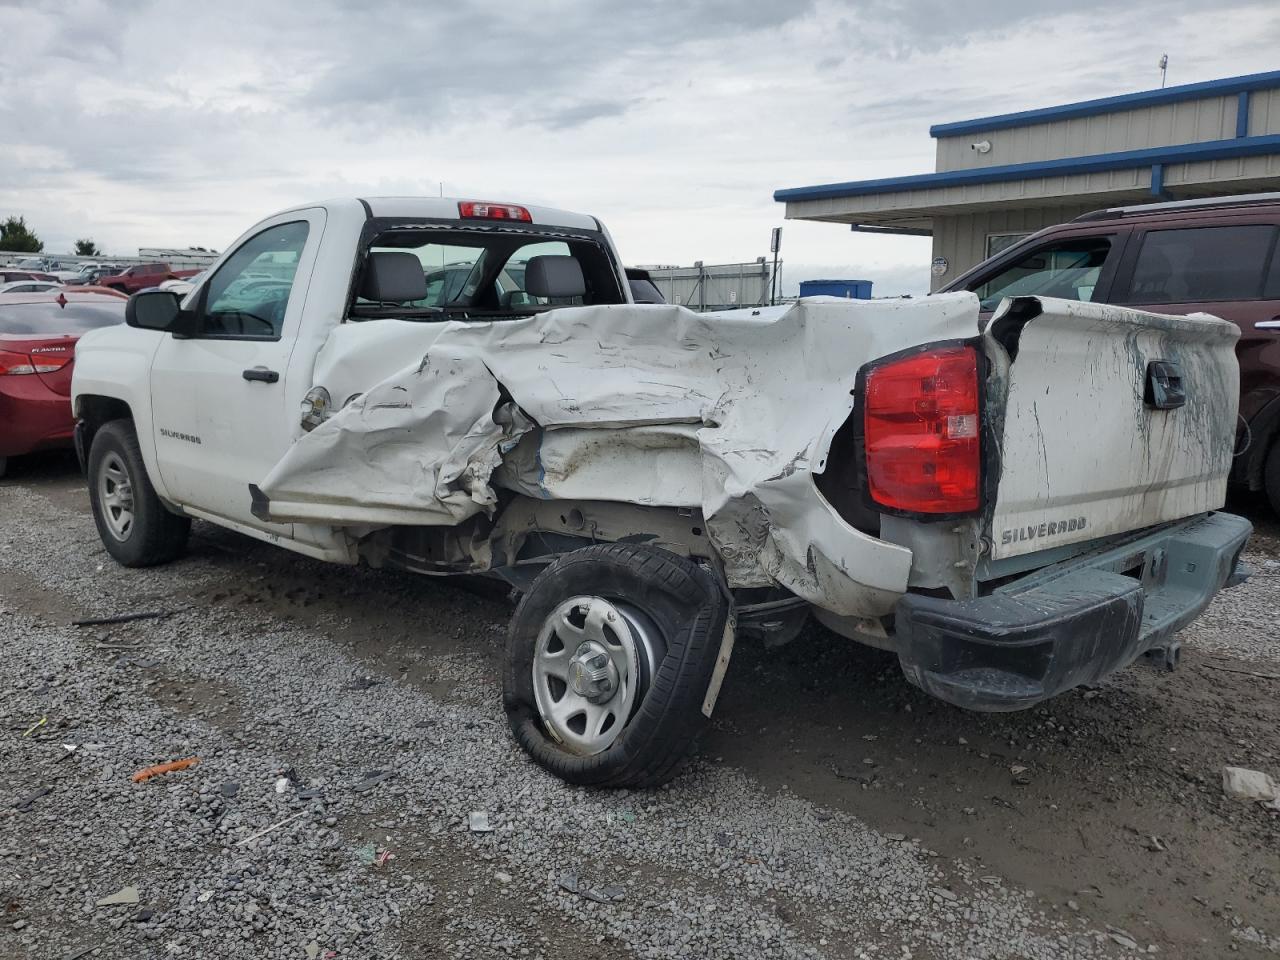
[1125,225,1277,303]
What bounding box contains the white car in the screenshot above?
[157,270,206,297]
[0,280,63,295]
[48,264,86,282]
[71,196,1251,788]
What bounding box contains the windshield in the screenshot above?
[354,226,624,320]
[0,299,126,335]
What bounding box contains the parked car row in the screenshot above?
[1,257,202,293]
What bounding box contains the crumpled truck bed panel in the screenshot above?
[259,296,985,617]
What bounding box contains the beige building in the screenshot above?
[775,70,1280,290]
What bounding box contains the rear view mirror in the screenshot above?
[126,289,186,333]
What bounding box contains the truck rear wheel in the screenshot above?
[88,420,190,567]
[503,543,731,788]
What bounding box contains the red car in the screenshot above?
[96,262,200,295]
[0,291,126,476]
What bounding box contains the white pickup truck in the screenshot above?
[72,197,1251,787]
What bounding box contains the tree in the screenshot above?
[0,216,43,253]
[74,238,100,256]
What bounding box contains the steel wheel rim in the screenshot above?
[532,595,664,756]
[98,452,135,541]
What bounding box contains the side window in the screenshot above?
[985,232,1031,258]
[1124,225,1276,304]
[972,237,1111,311]
[1266,240,1280,299]
[201,221,309,339]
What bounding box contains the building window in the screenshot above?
[986,232,1031,258]
[1125,225,1277,304]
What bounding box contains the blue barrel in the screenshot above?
[798,279,873,299]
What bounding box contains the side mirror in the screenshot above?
[126,289,191,334]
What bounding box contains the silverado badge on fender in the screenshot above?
[159,428,202,445]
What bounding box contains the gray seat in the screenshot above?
[360,252,427,302]
[524,255,586,300]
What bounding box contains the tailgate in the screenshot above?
[984,297,1239,561]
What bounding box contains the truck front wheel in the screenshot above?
[88,420,190,567]
[503,543,731,788]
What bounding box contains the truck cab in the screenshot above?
[74,198,632,556]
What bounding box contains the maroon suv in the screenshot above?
[942,193,1280,512]
[97,262,199,295]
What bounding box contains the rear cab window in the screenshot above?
[350,221,624,322]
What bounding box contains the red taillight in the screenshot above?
[863,345,981,514]
[0,348,70,376]
[458,200,532,222]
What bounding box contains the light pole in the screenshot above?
[770,227,782,306]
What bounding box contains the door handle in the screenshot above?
[242,366,279,383]
[1256,319,1280,330]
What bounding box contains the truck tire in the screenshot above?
[0,456,7,478]
[503,543,731,788]
[1266,441,1280,518]
[88,420,190,567]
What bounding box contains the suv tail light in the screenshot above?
[458,201,532,223]
[0,348,70,376]
[863,344,981,514]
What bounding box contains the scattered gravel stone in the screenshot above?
[8,468,1266,958]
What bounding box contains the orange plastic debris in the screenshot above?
[131,757,199,783]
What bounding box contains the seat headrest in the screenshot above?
[524,255,585,299]
[360,252,427,302]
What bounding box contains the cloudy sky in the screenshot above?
[2,0,1278,295]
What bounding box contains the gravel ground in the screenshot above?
[2,454,1278,959]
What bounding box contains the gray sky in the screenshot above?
[3,0,1279,295]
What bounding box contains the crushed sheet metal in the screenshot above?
[259,296,987,616]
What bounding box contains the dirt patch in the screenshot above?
[709,604,1280,958]
[7,452,1279,958]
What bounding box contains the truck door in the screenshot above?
[149,208,326,535]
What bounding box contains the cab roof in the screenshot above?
[280,197,602,232]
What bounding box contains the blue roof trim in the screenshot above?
[774,134,1280,204]
[929,70,1280,138]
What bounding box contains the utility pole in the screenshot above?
[770,227,782,306]
[1159,54,1169,89]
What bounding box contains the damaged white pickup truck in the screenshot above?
[72,197,1252,787]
